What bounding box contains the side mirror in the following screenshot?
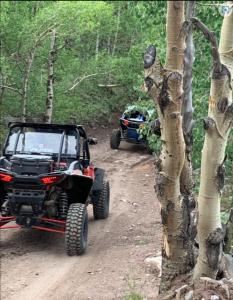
[88,137,98,145]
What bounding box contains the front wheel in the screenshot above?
[93,181,110,220]
[65,203,88,256]
[110,129,121,149]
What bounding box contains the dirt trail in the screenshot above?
[0,129,162,300]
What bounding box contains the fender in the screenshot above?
[66,174,93,204]
[91,168,105,204]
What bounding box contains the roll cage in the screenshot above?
[3,123,91,164]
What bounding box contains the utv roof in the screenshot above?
[8,122,87,138]
[8,122,84,130]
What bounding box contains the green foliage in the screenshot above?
[123,275,144,300]
[124,99,156,118]
[0,1,232,174]
[0,1,167,123]
[123,99,161,154]
[123,292,143,300]
[221,211,230,225]
[1,0,232,248]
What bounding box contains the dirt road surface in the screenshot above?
[0,129,162,300]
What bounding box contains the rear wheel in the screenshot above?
[65,203,88,256]
[110,129,121,149]
[93,181,110,220]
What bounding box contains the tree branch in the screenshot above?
[191,17,222,74]
[0,85,22,95]
[67,72,107,91]
[34,25,57,48]
[56,44,66,52]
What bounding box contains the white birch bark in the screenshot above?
[95,31,99,61]
[21,50,35,122]
[112,5,120,56]
[180,0,196,251]
[182,1,195,142]
[20,26,54,122]
[193,12,233,280]
[143,1,194,293]
[44,28,56,124]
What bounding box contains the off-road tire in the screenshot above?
[93,181,110,220]
[110,129,121,149]
[65,203,88,256]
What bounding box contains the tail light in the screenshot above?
[40,175,64,185]
[123,119,129,126]
[83,165,95,178]
[0,172,14,183]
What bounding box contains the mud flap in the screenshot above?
[91,168,105,204]
[67,175,93,204]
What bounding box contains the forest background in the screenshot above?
[0,1,232,213]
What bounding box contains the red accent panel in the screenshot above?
[0,216,16,221]
[40,217,66,225]
[0,225,21,229]
[0,216,16,227]
[32,226,65,234]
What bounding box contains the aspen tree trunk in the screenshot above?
[21,50,36,122]
[193,12,233,280]
[112,5,120,56]
[219,7,233,89]
[182,1,195,138]
[0,87,4,105]
[143,1,193,292]
[180,0,196,244]
[44,28,56,124]
[224,208,233,253]
[107,36,111,55]
[0,73,5,105]
[21,26,54,122]
[95,31,99,61]
[219,3,233,258]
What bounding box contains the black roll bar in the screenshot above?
[57,130,65,168]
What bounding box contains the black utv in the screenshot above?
[0,122,110,256]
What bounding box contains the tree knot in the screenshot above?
[203,117,215,131]
[216,156,227,193]
[158,77,170,115]
[217,97,228,113]
[206,228,224,270]
[206,228,224,245]
[144,76,154,91]
[143,45,156,69]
